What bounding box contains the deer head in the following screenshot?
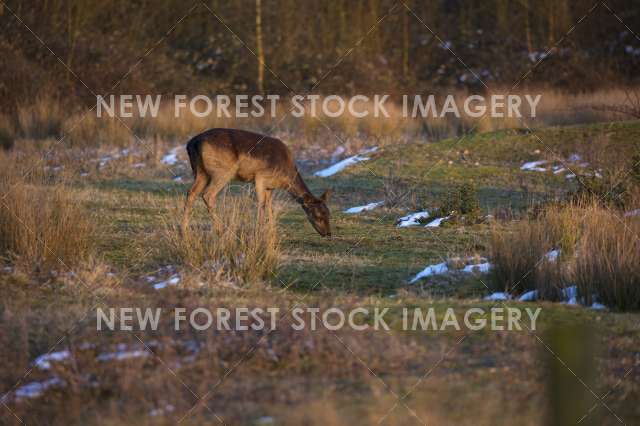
[302,189,332,237]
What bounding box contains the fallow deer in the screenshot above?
[182,128,332,237]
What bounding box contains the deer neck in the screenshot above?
[288,169,314,204]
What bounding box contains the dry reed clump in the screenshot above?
[575,205,640,310]
[64,114,132,148]
[160,188,281,285]
[0,112,15,150]
[491,200,640,310]
[490,220,556,296]
[0,155,96,270]
[489,204,581,299]
[16,96,64,140]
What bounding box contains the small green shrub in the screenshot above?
[437,183,480,223]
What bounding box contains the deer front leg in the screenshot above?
[255,177,268,225]
[264,188,274,226]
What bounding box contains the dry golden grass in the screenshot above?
[575,205,640,310]
[159,188,281,285]
[6,88,638,156]
[16,96,64,140]
[0,153,96,270]
[491,199,640,310]
[490,219,555,296]
[490,203,583,299]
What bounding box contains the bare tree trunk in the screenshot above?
[402,0,409,79]
[524,0,532,54]
[256,0,264,93]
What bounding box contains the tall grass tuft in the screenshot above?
[0,177,96,270]
[489,220,556,296]
[575,206,640,310]
[161,188,281,285]
[489,205,579,299]
[16,96,64,140]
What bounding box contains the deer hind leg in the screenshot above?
[182,170,208,234]
[202,171,232,233]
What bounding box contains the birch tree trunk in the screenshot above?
[256,0,264,93]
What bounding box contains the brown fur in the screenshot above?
[182,128,332,236]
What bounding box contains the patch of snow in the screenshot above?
[462,262,492,273]
[34,350,70,370]
[591,302,606,310]
[149,404,175,417]
[97,349,149,362]
[344,201,384,214]
[80,172,90,177]
[624,209,640,217]
[484,292,510,301]
[568,153,582,162]
[528,51,549,63]
[330,146,346,163]
[132,162,146,168]
[153,275,180,290]
[545,249,560,262]
[625,45,640,57]
[425,216,450,227]
[397,211,430,227]
[409,262,449,283]
[518,290,538,301]
[173,176,183,182]
[162,147,180,165]
[314,147,378,177]
[565,173,576,179]
[553,167,566,174]
[14,377,64,401]
[521,160,548,172]
[255,417,275,425]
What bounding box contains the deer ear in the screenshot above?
[320,189,332,202]
[302,193,315,205]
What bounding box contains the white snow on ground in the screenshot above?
[562,285,578,302]
[518,290,538,301]
[397,211,430,227]
[425,216,451,227]
[330,145,346,163]
[344,201,384,214]
[161,147,180,165]
[462,262,492,273]
[314,147,378,177]
[34,350,70,370]
[521,160,548,172]
[97,344,149,362]
[409,257,492,283]
[491,284,607,310]
[545,249,560,262]
[153,274,180,290]
[13,377,64,401]
[149,404,175,417]
[97,148,131,168]
[624,209,640,217]
[484,292,510,301]
[132,162,146,168]
[409,262,449,283]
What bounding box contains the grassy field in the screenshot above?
[1,120,640,425]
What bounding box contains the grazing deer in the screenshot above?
[182,128,332,237]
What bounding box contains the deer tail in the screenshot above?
[186,137,201,178]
